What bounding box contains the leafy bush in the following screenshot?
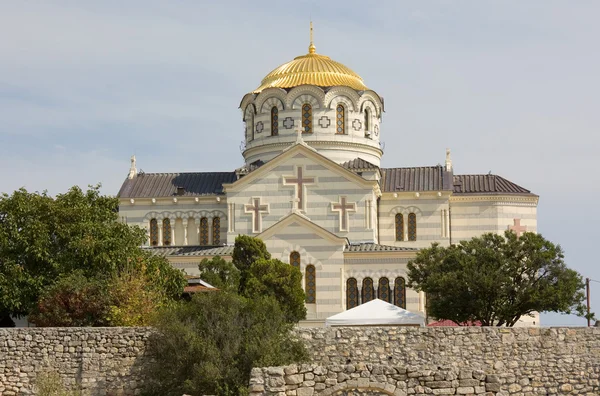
[143,292,308,396]
[35,370,85,396]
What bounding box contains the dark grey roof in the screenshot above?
[341,158,379,171]
[453,174,535,195]
[144,245,234,257]
[381,166,445,192]
[118,172,237,198]
[346,243,418,252]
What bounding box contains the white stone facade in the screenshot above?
[117,45,540,327]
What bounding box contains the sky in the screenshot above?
[1,1,598,326]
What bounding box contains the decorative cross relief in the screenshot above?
[509,218,527,237]
[283,166,316,212]
[331,196,356,232]
[256,121,264,134]
[245,197,269,233]
[318,116,331,128]
[283,117,295,129]
[352,119,362,131]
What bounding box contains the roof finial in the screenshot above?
[128,154,137,179]
[308,21,316,54]
[445,148,453,172]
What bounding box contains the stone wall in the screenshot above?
[2,327,599,395]
[250,327,600,395]
[0,327,152,396]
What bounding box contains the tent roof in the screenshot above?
[325,299,425,327]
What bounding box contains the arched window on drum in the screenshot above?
[302,103,313,134]
[347,278,359,309]
[336,104,345,134]
[271,106,279,136]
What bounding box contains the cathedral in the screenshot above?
[118,27,539,326]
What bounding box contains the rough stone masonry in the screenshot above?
[1,326,599,395]
[250,327,600,395]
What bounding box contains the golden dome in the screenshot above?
[254,33,367,93]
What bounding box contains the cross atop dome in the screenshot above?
[308,21,316,54]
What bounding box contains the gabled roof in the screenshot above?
[258,212,349,246]
[341,158,379,171]
[144,245,234,257]
[381,166,446,192]
[118,172,237,198]
[453,174,535,195]
[345,243,418,252]
[224,143,378,192]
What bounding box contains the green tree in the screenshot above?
[244,258,306,323]
[29,271,111,327]
[0,185,186,325]
[232,235,271,292]
[206,235,306,323]
[143,292,308,396]
[407,231,591,326]
[198,255,240,291]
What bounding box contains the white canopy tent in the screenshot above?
[325,299,425,327]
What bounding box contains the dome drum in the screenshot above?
[241,34,383,168]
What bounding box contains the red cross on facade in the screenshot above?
[331,196,356,232]
[283,166,316,212]
[245,197,269,233]
[509,218,527,237]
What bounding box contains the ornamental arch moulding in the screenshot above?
[259,97,285,114]
[239,93,256,113]
[255,88,287,113]
[388,206,423,217]
[346,269,406,284]
[324,86,360,109]
[359,99,380,121]
[280,245,324,272]
[358,90,384,117]
[243,103,257,122]
[287,85,325,109]
[327,95,357,112]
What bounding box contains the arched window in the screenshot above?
[306,265,316,304]
[271,106,279,136]
[336,104,345,134]
[347,278,359,309]
[378,277,391,303]
[364,109,370,132]
[162,218,171,246]
[395,213,404,241]
[247,112,254,141]
[212,217,220,245]
[362,277,374,304]
[408,213,417,241]
[290,251,300,269]
[200,217,209,245]
[394,277,406,309]
[150,219,159,246]
[302,103,312,134]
